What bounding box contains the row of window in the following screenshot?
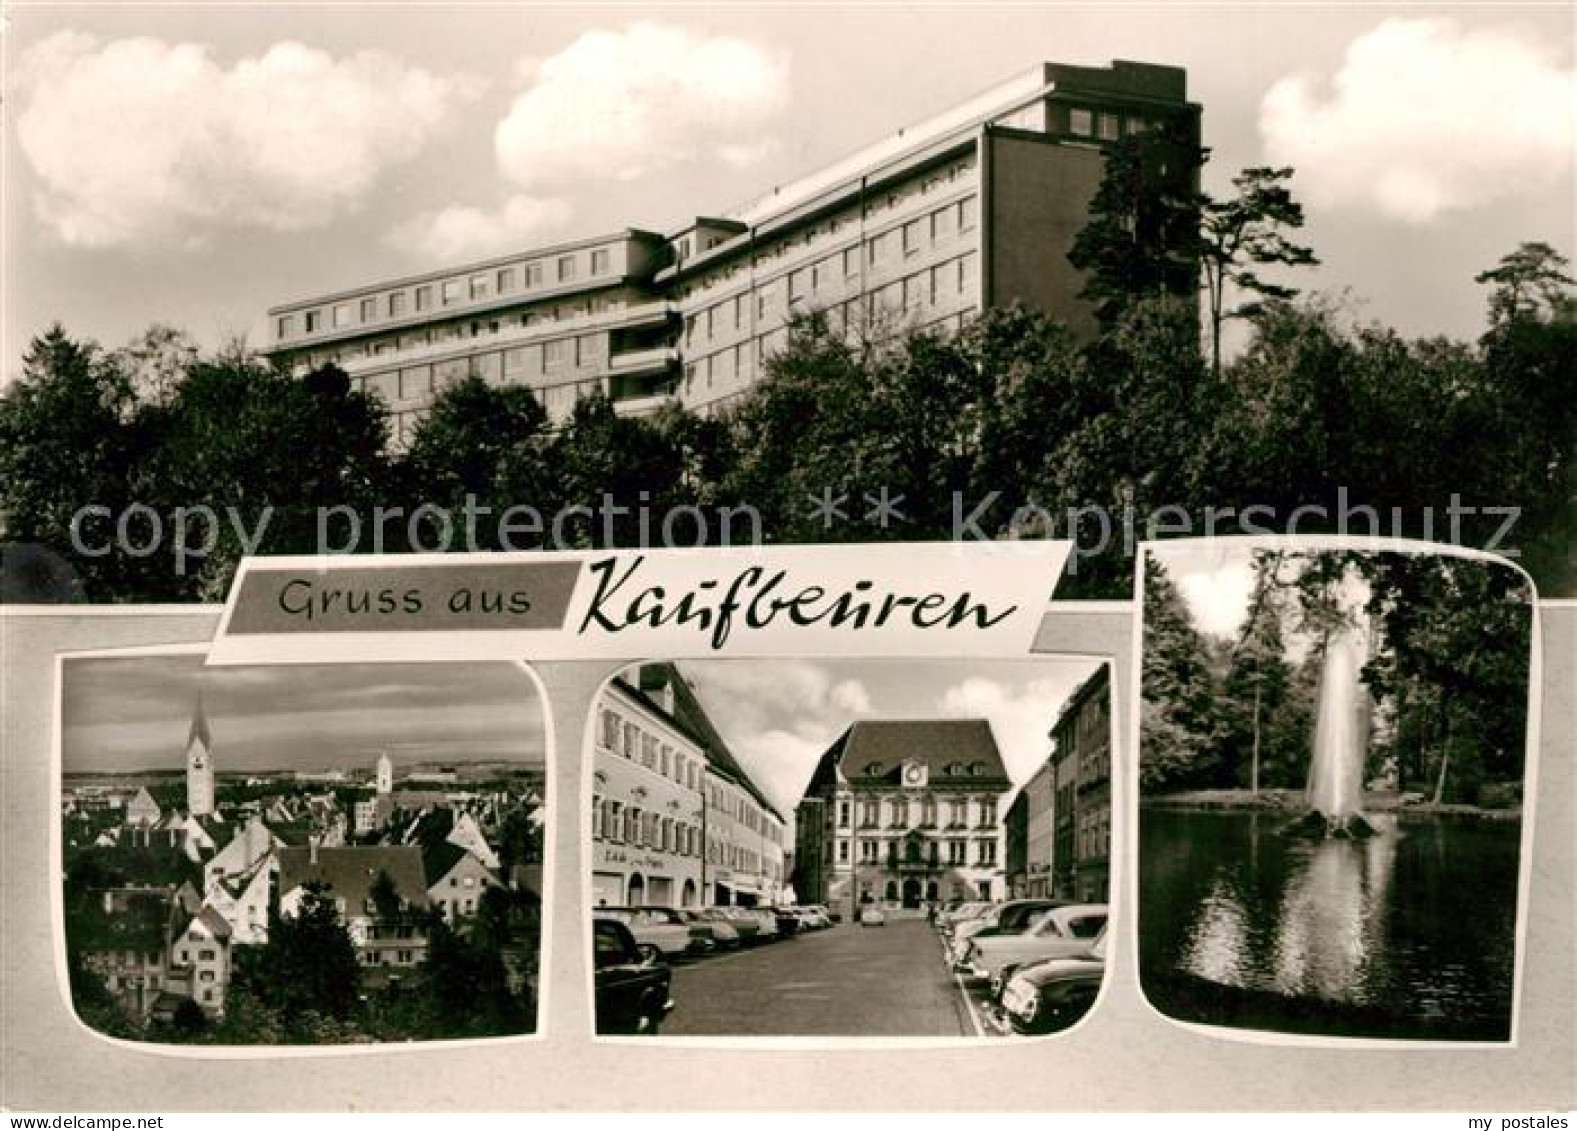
[836,837,998,866]
[680,254,978,399]
[361,948,421,966]
[592,797,702,858]
[837,795,998,829]
[295,293,630,376]
[599,706,705,792]
[1077,807,1110,862]
[1065,106,1155,143]
[278,248,618,340]
[706,778,779,840]
[682,197,978,352]
[672,154,977,304]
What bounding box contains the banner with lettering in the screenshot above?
[206,542,1070,665]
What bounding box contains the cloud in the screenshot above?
[829,679,873,715]
[494,22,790,188]
[62,656,543,771]
[14,32,476,248]
[386,194,574,261]
[1260,18,1576,223]
[940,674,1093,787]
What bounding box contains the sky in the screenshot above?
[62,653,546,772]
[668,656,1106,817]
[3,3,1573,384]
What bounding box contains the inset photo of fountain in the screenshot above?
[1137,542,1534,1042]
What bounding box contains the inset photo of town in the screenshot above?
[59,654,547,1045]
[1138,544,1533,1041]
[587,658,1112,1039]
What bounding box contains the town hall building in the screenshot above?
[794,720,1012,914]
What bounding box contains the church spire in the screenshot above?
[188,690,213,751]
[186,689,215,817]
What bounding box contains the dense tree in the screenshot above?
[1139,556,1222,790]
[1359,553,1532,802]
[0,327,147,599]
[1472,244,1577,596]
[396,375,553,551]
[722,313,991,542]
[496,805,543,868]
[237,883,360,1035]
[137,357,389,598]
[1067,119,1207,329]
[545,392,689,547]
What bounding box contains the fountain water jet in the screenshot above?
[1287,567,1378,839]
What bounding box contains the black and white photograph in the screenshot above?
[587,657,1111,1039]
[60,655,548,1045]
[3,5,1573,605]
[2,0,1573,1114]
[1137,543,1534,1041]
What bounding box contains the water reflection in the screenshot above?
[1144,809,1519,1039]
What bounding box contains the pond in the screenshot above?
[1140,807,1522,1041]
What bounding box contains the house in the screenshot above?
[203,857,274,946]
[73,889,176,1020]
[422,841,499,923]
[276,845,431,972]
[168,906,232,1017]
[125,787,162,827]
[203,815,283,890]
[444,812,500,870]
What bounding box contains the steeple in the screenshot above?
[188,690,213,750]
[376,751,393,796]
[186,691,216,817]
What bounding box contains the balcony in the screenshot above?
[608,345,680,376]
[287,301,680,378]
[610,391,676,419]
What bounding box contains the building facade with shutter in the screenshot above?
[794,719,1013,916]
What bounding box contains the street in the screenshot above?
[665,917,979,1037]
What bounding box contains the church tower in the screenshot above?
[186,692,216,817]
[376,751,393,795]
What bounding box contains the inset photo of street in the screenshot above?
[1138,543,1534,1041]
[60,654,547,1045]
[586,657,1113,1039]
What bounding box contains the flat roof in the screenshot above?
[267,228,665,316]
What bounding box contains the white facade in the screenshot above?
[589,681,708,909]
[703,773,789,907]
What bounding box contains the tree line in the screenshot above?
[2,126,1572,603]
[1140,549,1532,806]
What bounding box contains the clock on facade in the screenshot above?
[904,764,924,785]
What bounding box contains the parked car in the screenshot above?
[680,908,741,949]
[859,905,886,927]
[749,907,781,941]
[592,917,674,1035]
[795,906,832,930]
[948,899,1066,965]
[998,931,1106,1035]
[598,907,703,958]
[771,907,802,937]
[717,906,762,943]
[961,904,1108,986]
[938,901,991,931]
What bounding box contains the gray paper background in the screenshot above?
[2,603,1571,1111]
